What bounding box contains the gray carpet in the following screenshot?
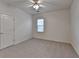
[0,39,78,58]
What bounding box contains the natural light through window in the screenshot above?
[37,19,44,32]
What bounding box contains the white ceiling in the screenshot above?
[2,0,73,14]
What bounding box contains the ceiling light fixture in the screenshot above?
[33,3,40,10]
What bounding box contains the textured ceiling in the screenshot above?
[2,0,73,14]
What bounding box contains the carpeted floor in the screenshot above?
[0,39,78,58]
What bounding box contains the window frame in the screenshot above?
[36,18,45,33]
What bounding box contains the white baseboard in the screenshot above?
[14,37,32,45]
[33,37,70,44]
[71,43,79,56]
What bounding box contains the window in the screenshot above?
[37,19,44,32]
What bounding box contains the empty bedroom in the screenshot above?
[0,0,79,58]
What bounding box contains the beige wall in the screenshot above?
[32,9,71,43]
[13,8,32,44]
[70,0,79,55]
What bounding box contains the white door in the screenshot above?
[0,14,14,49]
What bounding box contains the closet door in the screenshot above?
[0,14,14,49]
